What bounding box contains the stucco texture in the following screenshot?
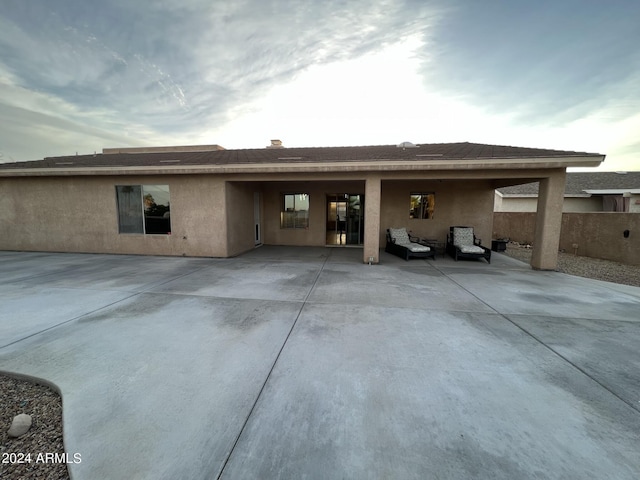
[381,179,495,247]
[0,175,228,257]
[493,212,640,266]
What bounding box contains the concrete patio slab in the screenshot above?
[2,254,214,293]
[221,305,640,480]
[150,259,323,301]
[0,284,134,348]
[506,314,640,410]
[1,292,302,479]
[440,266,640,320]
[309,262,495,313]
[0,251,103,283]
[1,247,640,480]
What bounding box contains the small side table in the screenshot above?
[491,239,508,252]
[419,238,445,257]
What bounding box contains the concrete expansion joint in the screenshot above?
[216,251,331,479]
[505,317,640,415]
[0,291,142,350]
[430,262,640,414]
[0,261,216,350]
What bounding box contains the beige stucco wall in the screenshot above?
[0,171,561,260]
[226,181,260,257]
[493,212,640,265]
[260,180,365,246]
[494,194,603,212]
[494,196,538,212]
[382,180,495,246]
[0,175,228,257]
[563,197,603,212]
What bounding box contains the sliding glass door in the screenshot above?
[326,194,364,245]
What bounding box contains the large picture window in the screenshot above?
[116,185,171,234]
[281,193,309,229]
[410,193,435,219]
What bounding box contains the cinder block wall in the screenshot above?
[493,212,640,265]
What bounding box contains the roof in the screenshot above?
[498,172,640,196]
[0,142,603,171]
[0,142,604,178]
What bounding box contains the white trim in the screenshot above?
[584,189,640,194]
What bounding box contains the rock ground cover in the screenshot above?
[503,243,640,287]
[0,375,69,480]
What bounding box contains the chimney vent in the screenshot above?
[267,139,284,149]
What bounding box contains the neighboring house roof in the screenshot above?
[0,142,603,172]
[497,172,640,197]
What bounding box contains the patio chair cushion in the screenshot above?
[389,227,411,245]
[452,227,474,247]
[389,228,430,252]
[460,245,485,254]
[406,244,431,253]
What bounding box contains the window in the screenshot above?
[410,193,435,219]
[281,193,309,229]
[116,185,171,234]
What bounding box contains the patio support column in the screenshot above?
[531,169,566,270]
[364,175,382,264]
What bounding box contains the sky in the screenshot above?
[0,0,639,171]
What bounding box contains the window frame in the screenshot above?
[116,184,172,235]
[280,193,310,229]
[410,192,435,219]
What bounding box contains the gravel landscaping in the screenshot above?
[0,374,69,480]
[502,242,640,287]
[2,247,638,480]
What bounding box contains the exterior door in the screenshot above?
[326,194,364,245]
[254,192,262,245]
[346,194,363,245]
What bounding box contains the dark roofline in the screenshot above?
[0,142,604,176]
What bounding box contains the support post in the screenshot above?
[363,175,382,264]
[531,170,566,270]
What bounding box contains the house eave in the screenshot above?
[0,154,604,177]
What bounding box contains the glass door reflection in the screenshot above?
[326,194,364,246]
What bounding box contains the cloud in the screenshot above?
[0,0,446,160]
[0,0,638,172]
[425,0,640,126]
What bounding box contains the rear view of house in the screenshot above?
[0,141,604,270]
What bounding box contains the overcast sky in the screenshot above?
[1,0,639,171]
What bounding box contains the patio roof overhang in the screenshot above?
[0,154,604,177]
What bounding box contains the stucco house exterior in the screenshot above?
[0,141,604,270]
[495,171,640,213]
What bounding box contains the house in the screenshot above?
[0,141,604,270]
[495,171,640,213]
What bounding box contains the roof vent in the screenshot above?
[267,139,284,149]
[397,141,418,149]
